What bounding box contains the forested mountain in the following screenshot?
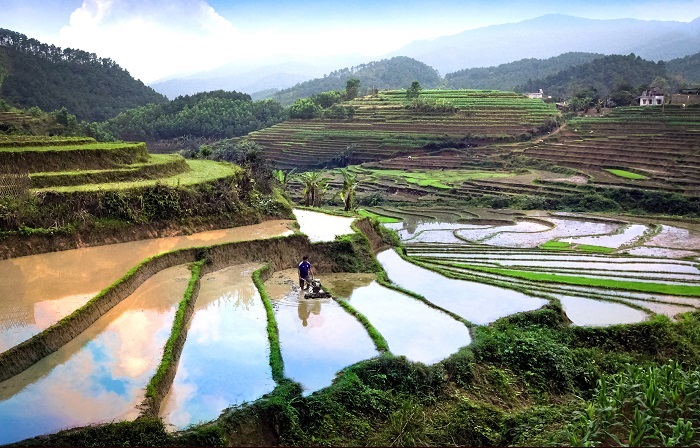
[268,57,442,106]
[96,90,287,141]
[666,52,700,84]
[0,29,167,122]
[445,53,605,90]
[393,15,700,75]
[515,54,671,101]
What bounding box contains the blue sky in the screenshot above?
[1,0,699,83]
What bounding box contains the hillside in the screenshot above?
[94,90,287,143]
[445,52,605,91]
[247,89,560,170]
[516,53,668,100]
[393,14,700,74]
[268,57,442,106]
[666,52,700,84]
[0,29,167,122]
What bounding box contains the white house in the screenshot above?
[637,88,664,106]
[527,89,544,99]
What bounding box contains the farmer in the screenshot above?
[298,255,314,289]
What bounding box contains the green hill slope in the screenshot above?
[516,54,667,100]
[248,89,561,170]
[269,57,442,106]
[445,52,605,91]
[0,29,167,122]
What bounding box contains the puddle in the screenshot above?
[265,269,378,394]
[569,224,648,248]
[160,263,275,430]
[0,265,190,445]
[384,221,491,241]
[293,209,355,242]
[0,220,293,353]
[619,299,697,319]
[344,281,472,364]
[625,247,699,258]
[376,250,548,325]
[554,294,648,326]
[644,225,700,249]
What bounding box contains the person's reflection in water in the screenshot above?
[297,297,321,327]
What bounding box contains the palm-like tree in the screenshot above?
[337,168,359,211]
[297,169,330,207]
[273,168,296,192]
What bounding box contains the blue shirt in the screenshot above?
[298,260,312,277]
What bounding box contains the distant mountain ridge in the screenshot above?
[151,14,700,99]
[393,14,700,74]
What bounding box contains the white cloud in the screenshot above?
[58,0,244,82]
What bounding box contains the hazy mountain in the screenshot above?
[393,14,700,75]
[151,70,310,100]
[150,57,369,99]
[268,56,441,106]
[445,52,605,90]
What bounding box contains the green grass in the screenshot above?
[367,169,513,190]
[450,263,700,297]
[0,142,144,152]
[540,241,573,250]
[603,168,649,180]
[33,160,240,192]
[576,244,616,254]
[146,260,205,399]
[253,265,285,383]
[357,209,402,223]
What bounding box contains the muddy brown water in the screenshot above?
[0,220,293,353]
[160,263,276,430]
[0,265,191,445]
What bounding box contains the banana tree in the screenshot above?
[337,168,359,211]
[297,169,330,207]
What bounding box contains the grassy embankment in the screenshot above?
[0,137,292,257]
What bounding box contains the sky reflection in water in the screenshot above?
[376,249,547,325]
[345,281,471,364]
[160,264,276,429]
[0,265,189,445]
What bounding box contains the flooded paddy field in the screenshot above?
[0,220,293,351]
[2,206,700,443]
[264,269,378,395]
[0,265,191,445]
[381,206,700,325]
[160,264,275,430]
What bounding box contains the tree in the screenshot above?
[345,78,360,100]
[273,168,296,192]
[289,98,321,119]
[336,168,359,211]
[297,170,330,207]
[406,81,422,99]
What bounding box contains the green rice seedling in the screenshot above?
[564,361,700,446]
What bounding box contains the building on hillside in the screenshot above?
[637,88,664,106]
[526,89,544,99]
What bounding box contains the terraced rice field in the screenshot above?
[248,89,560,169]
[525,106,700,195]
[1,207,699,443]
[381,206,700,324]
